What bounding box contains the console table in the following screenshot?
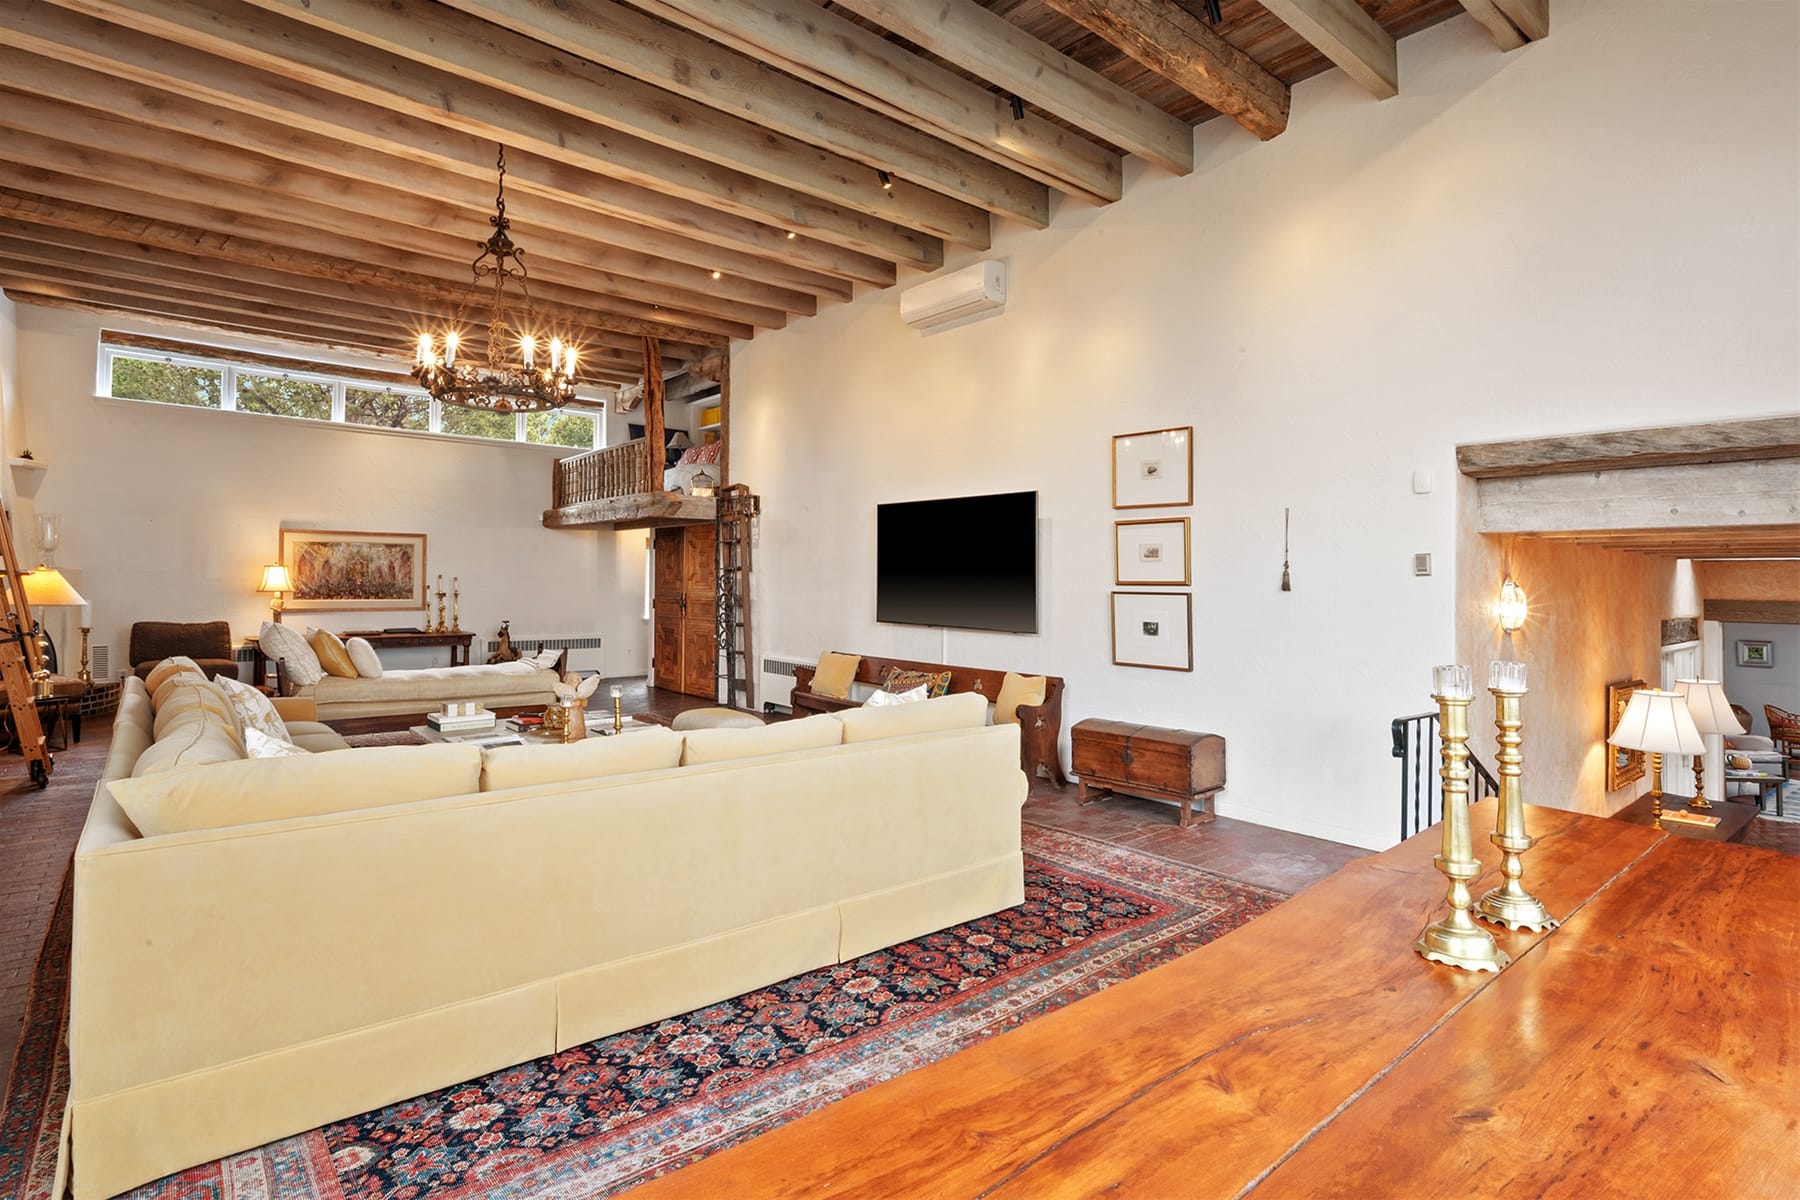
[630,801,1797,1198]
[340,629,475,666]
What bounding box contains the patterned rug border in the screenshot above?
[1,827,1289,1200]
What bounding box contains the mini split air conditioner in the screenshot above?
[899,260,1006,333]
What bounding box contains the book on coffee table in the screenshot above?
[428,710,497,733]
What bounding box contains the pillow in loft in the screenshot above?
[345,636,384,679]
[308,629,358,679]
[259,621,324,687]
[882,666,952,699]
[864,685,929,708]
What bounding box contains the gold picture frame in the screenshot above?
[1605,678,1647,792]
[1112,427,1193,509]
[279,528,428,613]
[1114,518,1191,586]
[1111,591,1193,672]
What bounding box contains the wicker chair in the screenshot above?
[129,620,238,681]
[1767,704,1800,779]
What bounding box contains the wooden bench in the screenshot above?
[792,654,1066,785]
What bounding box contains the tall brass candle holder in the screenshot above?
[451,577,461,632]
[611,684,624,734]
[77,626,92,685]
[1476,661,1557,932]
[1415,665,1511,973]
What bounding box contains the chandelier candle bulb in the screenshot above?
[444,331,458,368]
[1476,665,1557,932]
[522,336,535,369]
[1414,668,1511,973]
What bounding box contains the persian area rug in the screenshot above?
[341,730,430,748]
[0,827,1287,1200]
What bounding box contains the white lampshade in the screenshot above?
[19,566,87,608]
[258,563,294,593]
[1674,678,1744,737]
[1610,688,1705,756]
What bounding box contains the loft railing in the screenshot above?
[1391,711,1501,842]
[552,439,651,508]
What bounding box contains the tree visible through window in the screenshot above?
[346,387,430,430]
[525,410,596,448]
[237,373,330,420]
[110,358,222,408]
[440,406,517,441]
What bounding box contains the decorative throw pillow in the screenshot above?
[244,728,310,758]
[864,684,929,708]
[144,656,204,695]
[345,636,384,679]
[882,666,952,699]
[258,621,324,687]
[529,649,562,669]
[308,629,358,679]
[995,672,1048,725]
[214,673,292,744]
[810,652,860,700]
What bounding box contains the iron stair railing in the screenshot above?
[1392,711,1501,841]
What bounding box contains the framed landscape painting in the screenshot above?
[279,529,427,612]
[1605,678,1647,792]
[1736,640,1774,668]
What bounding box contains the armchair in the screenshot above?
[129,620,238,682]
[1766,704,1800,779]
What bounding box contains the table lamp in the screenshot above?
[19,565,88,699]
[259,563,295,623]
[1609,688,1704,830]
[1673,679,1743,810]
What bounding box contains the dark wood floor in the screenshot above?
[1,680,1792,1083]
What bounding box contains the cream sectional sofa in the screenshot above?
[64,682,1026,1197]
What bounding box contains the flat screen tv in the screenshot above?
[876,490,1038,634]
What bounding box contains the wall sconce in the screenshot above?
[1496,576,1528,634]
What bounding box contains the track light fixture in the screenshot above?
[1009,93,1025,121]
[1203,0,1222,24]
[877,169,893,190]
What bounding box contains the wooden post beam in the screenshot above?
[1254,0,1399,99]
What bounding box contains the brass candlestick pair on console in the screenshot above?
[1415,662,1557,974]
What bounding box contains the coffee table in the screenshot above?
[411,712,654,746]
[1725,770,1787,815]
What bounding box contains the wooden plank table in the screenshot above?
[629,802,1797,1198]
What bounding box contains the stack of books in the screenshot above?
[427,707,497,734]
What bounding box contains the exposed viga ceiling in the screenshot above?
[0,0,1546,387]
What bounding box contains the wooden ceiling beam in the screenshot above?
[0,154,774,338]
[825,0,1201,169]
[0,47,888,294]
[277,0,1047,229]
[1454,0,1529,50]
[0,56,856,305]
[1494,0,1551,42]
[0,228,672,363]
[1030,0,1291,137]
[0,101,823,320]
[9,1,946,268]
[1254,0,1399,99]
[624,0,1122,204]
[0,188,731,348]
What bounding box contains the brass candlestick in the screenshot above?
[611,685,623,734]
[451,588,460,632]
[1476,665,1557,932]
[1689,758,1712,810]
[1648,752,1667,830]
[434,590,448,633]
[77,626,92,684]
[1415,666,1511,973]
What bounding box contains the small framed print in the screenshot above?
[1112,426,1193,509]
[1111,591,1193,672]
[1736,640,1774,668]
[1115,518,1190,586]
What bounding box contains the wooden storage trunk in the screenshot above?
[1071,718,1226,827]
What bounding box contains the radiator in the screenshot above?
[759,655,811,711]
[484,635,606,675]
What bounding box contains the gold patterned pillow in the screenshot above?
[882,666,952,699]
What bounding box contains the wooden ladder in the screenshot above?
[714,484,760,711]
[0,508,52,788]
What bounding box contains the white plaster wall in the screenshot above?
[731,0,1799,849]
[11,306,650,679]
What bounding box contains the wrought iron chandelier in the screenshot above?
[412,146,579,413]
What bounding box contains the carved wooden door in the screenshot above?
[652,524,718,699]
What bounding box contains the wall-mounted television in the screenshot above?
[876,490,1038,634]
